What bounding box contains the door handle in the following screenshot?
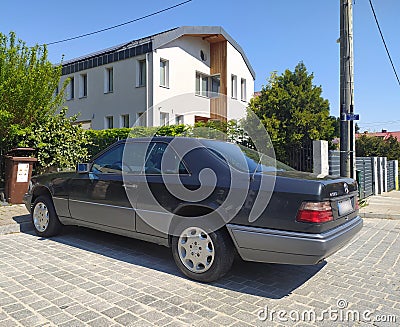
[123,184,138,189]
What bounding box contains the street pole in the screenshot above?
[340,0,355,178]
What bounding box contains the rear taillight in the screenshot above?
[355,197,360,210]
[296,201,333,223]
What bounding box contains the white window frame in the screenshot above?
[120,114,130,128]
[241,78,247,102]
[160,112,169,126]
[136,59,146,87]
[231,74,237,99]
[104,67,113,93]
[196,72,208,97]
[175,115,184,125]
[195,72,220,98]
[160,59,169,88]
[135,112,146,126]
[79,73,87,98]
[105,116,114,129]
[67,76,74,100]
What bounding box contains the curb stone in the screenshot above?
[0,221,33,235]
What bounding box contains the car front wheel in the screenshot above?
[32,196,62,237]
[171,226,234,282]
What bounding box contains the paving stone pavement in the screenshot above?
[0,219,399,327]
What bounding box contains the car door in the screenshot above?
[68,143,136,231]
[134,141,191,237]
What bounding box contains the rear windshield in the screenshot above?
[200,140,295,173]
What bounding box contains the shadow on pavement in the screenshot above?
[24,225,325,299]
[12,214,31,224]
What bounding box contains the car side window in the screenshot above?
[122,142,149,174]
[145,142,189,175]
[92,144,124,174]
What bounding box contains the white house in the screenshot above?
[59,26,255,129]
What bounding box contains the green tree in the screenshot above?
[0,32,66,142]
[248,62,336,162]
[356,135,400,160]
[0,32,90,174]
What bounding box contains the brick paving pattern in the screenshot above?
[0,219,399,326]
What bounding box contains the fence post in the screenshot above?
[372,157,379,195]
[383,157,388,193]
[313,140,329,176]
[395,160,399,191]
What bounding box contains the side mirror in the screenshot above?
[76,163,91,173]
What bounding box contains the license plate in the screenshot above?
[338,198,353,216]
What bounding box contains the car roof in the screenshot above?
[118,136,230,145]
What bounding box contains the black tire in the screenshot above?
[171,225,235,283]
[31,195,62,237]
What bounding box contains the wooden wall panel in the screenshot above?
[210,40,227,121]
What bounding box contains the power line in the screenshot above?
[368,0,400,87]
[45,0,193,46]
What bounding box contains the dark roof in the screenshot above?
[60,26,255,79]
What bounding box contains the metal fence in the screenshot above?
[329,151,375,200]
[328,150,340,176]
[288,143,313,172]
[387,160,396,191]
[356,157,374,199]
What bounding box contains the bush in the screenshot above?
[8,108,91,173]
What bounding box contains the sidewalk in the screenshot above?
[0,203,32,235]
[359,190,400,220]
[0,192,399,236]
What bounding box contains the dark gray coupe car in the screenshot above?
[24,137,362,282]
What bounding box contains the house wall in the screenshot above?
[60,55,147,129]
[151,36,212,126]
[60,33,255,129]
[226,42,255,120]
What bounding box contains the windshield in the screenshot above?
[200,140,295,173]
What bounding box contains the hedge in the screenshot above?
[84,125,190,158]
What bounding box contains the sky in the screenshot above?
[1,0,399,132]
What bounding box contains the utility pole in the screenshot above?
[340,0,356,178]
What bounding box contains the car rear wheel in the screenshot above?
[171,226,234,282]
[32,196,62,237]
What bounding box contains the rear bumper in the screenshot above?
[226,216,363,265]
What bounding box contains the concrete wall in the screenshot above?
[313,140,329,176]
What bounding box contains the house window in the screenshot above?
[105,116,114,129]
[54,85,59,97]
[196,72,208,97]
[105,67,113,93]
[67,77,74,100]
[231,75,237,99]
[79,74,87,98]
[137,59,146,87]
[241,78,247,101]
[160,112,169,126]
[196,72,220,97]
[160,59,169,87]
[136,112,146,126]
[211,75,220,95]
[175,115,184,125]
[121,114,129,128]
